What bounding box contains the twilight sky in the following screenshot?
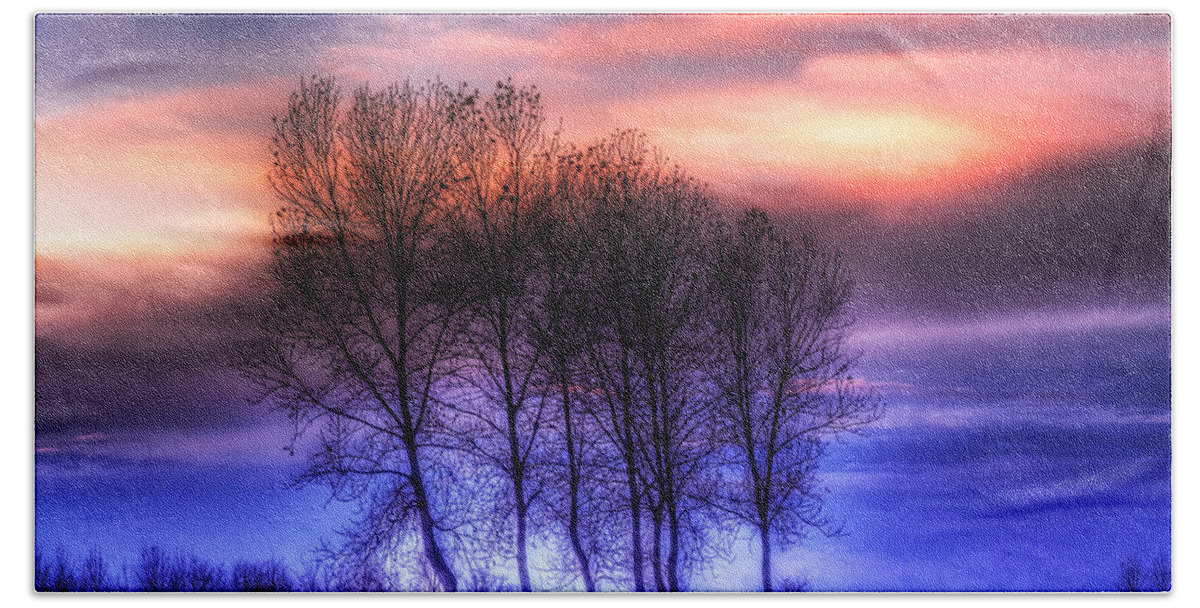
[33,13,1171,591]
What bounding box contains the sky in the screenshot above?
[32,12,1171,592]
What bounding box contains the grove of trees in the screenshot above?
[241,76,882,592]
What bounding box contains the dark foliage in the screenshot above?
[34,546,298,593]
[230,560,294,592]
[1117,552,1171,592]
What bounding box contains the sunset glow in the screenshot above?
[34,14,1171,259]
[656,100,988,187]
[34,13,1170,593]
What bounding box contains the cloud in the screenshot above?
[852,303,1169,352]
[35,245,271,347]
[385,14,1170,95]
[35,14,375,112]
[36,82,284,257]
[36,421,299,474]
[806,412,1169,590]
[35,14,1171,264]
[34,337,260,437]
[306,14,1169,200]
[579,43,1168,202]
[33,252,276,442]
[980,457,1167,518]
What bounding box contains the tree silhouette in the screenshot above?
[1118,553,1171,592]
[1150,553,1172,592]
[243,76,472,591]
[527,143,608,590]
[1119,556,1143,592]
[569,131,721,590]
[443,80,559,591]
[706,208,881,591]
[243,75,879,592]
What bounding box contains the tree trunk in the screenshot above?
[760,523,772,592]
[508,410,532,592]
[560,375,595,591]
[567,504,595,591]
[515,490,531,591]
[616,359,646,592]
[651,513,666,591]
[405,444,457,592]
[666,500,681,592]
[625,460,646,592]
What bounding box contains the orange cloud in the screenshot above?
[35,16,1170,263]
[564,43,1169,203]
[36,82,286,256]
[801,44,1169,144]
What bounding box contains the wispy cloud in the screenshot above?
[852,303,1169,352]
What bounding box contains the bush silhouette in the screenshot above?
[36,545,300,592]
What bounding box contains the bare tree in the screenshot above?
[627,170,717,592]
[244,76,881,592]
[526,144,607,591]
[230,560,294,592]
[1150,553,1172,592]
[244,76,471,591]
[706,208,881,591]
[80,549,109,591]
[570,132,653,590]
[1118,552,1171,592]
[443,80,560,591]
[572,131,719,590]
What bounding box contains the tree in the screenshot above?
[573,131,720,590]
[1118,552,1170,592]
[244,76,471,591]
[244,75,880,592]
[1119,556,1143,592]
[443,79,560,591]
[527,144,605,591]
[1150,553,1172,592]
[706,208,881,591]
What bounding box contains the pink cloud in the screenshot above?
[33,14,1170,308]
[36,82,287,256]
[543,14,811,64]
[36,15,1171,257]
